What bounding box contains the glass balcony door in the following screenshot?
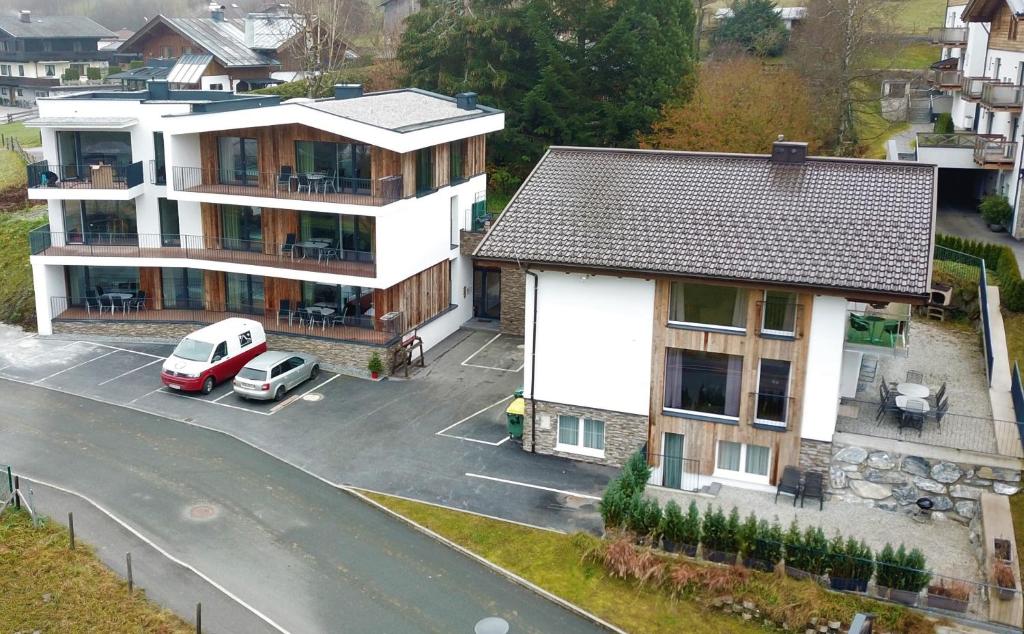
[225,273,264,314]
[161,268,203,309]
[218,136,258,186]
[56,131,133,182]
[63,200,137,245]
[220,205,263,252]
[295,141,371,195]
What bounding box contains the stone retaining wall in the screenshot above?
[524,399,647,467]
[828,442,1021,525]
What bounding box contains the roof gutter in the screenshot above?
[526,268,539,454]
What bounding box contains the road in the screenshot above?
[0,380,603,634]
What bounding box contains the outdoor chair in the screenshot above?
[95,284,105,296]
[882,321,903,348]
[849,315,870,342]
[127,291,146,314]
[277,299,291,325]
[296,173,312,194]
[329,314,347,328]
[276,166,293,192]
[321,171,338,194]
[930,382,947,408]
[775,466,801,505]
[98,294,115,314]
[801,471,825,510]
[295,303,310,327]
[930,397,949,430]
[280,233,296,259]
[905,369,924,383]
[110,296,126,314]
[876,381,899,424]
[318,241,340,263]
[85,290,102,315]
[899,399,926,436]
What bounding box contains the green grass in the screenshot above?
[855,79,909,159]
[0,205,45,328]
[862,42,941,70]
[0,148,26,191]
[1011,493,1024,574]
[705,0,944,34]
[0,121,40,148]
[0,509,191,633]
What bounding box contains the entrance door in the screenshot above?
[473,267,501,320]
[663,432,685,490]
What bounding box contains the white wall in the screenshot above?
[799,295,849,441]
[32,263,66,335]
[916,146,981,169]
[525,271,655,416]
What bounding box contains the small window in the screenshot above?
[44,64,55,77]
[761,290,796,336]
[0,65,9,76]
[556,415,605,456]
[239,330,253,347]
[213,341,228,361]
[209,83,224,91]
[17,65,23,76]
[755,359,791,427]
[15,88,22,97]
[161,46,174,58]
[668,282,748,331]
[715,441,770,481]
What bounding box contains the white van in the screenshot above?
[161,318,267,394]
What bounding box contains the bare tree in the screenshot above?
[693,0,717,56]
[282,0,373,98]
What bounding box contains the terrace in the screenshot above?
[974,137,1017,168]
[980,82,1024,112]
[928,26,968,46]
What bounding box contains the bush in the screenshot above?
[751,518,784,566]
[900,548,931,592]
[784,522,828,574]
[979,194,1013,227]
[62,67,81,81]
[933,113,953,134]
[935,233,1024,312]
[599,480,629,530]
[876,543,900,588]
[738,512,759,558]
[680,500,702,546]
[712,0,789,56]
[701,506,739,553]
[619,451,651,501]
[86,67,102,81]
[659,500,685,544]
[625,495,662,540]
[828,535,874,582]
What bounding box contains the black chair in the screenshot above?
[277,165,293,192]
[930,382,947,408]
[318,240,340,263]
[84,290,102,315]
[876,381,898,424]
[127,290,146,313]
[899,399,926,436]
[95,284,105,296]
[930,397,949,430]
[905,369,924,383]
[110,296,126,314]
[801,471,825,510]
[775,465,801,505]
[98,294,114,314]
[280,233,296,258]
[295,303,310,327]
[296,173,312,193]
[40,170,59,187]
[278,299,291,325]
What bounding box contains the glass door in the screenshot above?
[473,267,501,320]
[663,433,685,490]
[63,201,84,244]
[159,198,180,246]
[220,205,263,252]
[217,136,258,186]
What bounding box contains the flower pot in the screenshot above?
[988,223,1007,233]
[681,543,698,558]
[371,370,379,379]
[662,538,678,553]
[743,557,775,573]
[883,587,920,606]
[926,593,968,613]
[995,585,1016,601]
[785,565,818,582]
[703,549,736,565]
[829,577,868,593]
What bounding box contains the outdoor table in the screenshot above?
[100,292,133,314]
[895,395,930,413]
[293,240,331,259]
[307,306,335,316]
[896,382,930,398]
[306,173,327,192]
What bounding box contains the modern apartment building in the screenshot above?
[26,81,502,373]
[474,143,936,490]
[0,11,115,107]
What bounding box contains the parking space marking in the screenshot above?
[268,373,341,415]
[461,333,501,366]
[129,386,165,405]
[33,350,118,384]
[80,341,166,360]
[436,396,513,446]
[459,333,525,373]
[152,388,274,416]
[464,473,601,500]
[96,358,163,386]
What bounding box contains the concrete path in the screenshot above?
[0,382,603,634]
[937,207,1024,275]
[886,122,932,158]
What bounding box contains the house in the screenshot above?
[0,10,115,107]
[473,142,936,491]
[25,81,503,374]
[381,0,421,36]
[712,6,806,30]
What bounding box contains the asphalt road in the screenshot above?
[0,380,603,634]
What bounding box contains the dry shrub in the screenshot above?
[600,536,666,588]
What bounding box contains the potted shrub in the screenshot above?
[994,562,1017,601]
[743,517,783,573]
[678,500,702,557]
[785,523,828,581]
[980,194,1013,232]
[599,480,628,533]
[619,451,652,501]
[878,546,929,606]
[994,538,1013,564]
[625,495,662,545]
[875,543,900,600]
[827,536,874,592]
[738,513,759,568]
[927,579,971,613]
[367,352,383,379]
[701,506,739,564]
[659,501,684,552]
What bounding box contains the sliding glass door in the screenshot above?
[225,273,264,314]
[66,265,139,303]
[217,136,258,185]
[161,268,203,309]
[63,200,137,244]
[294,140,371,194]
[220,205,262,252]
[299,281,374,327]
[340,215,374,260]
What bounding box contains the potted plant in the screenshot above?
[785,523,828,581]
[678,500,702,557]
[743,517,783,573]
[618,451,651,501]
[367,352,383,379]
[980,194,1013,232]
[701,506,739,564]
[994,562,1017,601]
[625,495,662,545]
[738,513,759,568]
[875,543,900,600]
[827,536,873,593]
[659,500,684,552]
[995,538,1013,564]
[927,580,971,613]
[877,545,929,606]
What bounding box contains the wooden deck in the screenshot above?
[981,493,1022,629]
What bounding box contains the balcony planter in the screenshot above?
[876,586,919,606]
[926,592,968,613]
[703,548,736,565]
[994,562,1017,601]
[828,576,868,593]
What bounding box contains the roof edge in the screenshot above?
[546,145,937,169]
[473,147,555,259]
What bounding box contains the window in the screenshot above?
[153,132,166,184]
[66,266,140,303]
[161,268,203,309]
[159,198,179,246]
[15,88,22,97]
[450,195,459,247]
[449,139,468,183]
[213,342,228,361]
[668,282,748,331]
[416,147,434,195]
[225,273,264,314]
[57,130,133,168]
[294,141,370,194]
[761,290,797,336]
[664,348,743,421]
[755,359,791,427]
[0,65,9,76]
[556,415,605,457]
[44,65,55,77]
[715,441,770,481]
[220,205,262,251]
[286,357,304,370]
[62,200,137,244]
[161,46,174,58]
[17,65,23,77]
[217,136,258,185]
[209,83,224,91]
[239,331,253,348]
[183,46,194,55]
[271,364,285,378]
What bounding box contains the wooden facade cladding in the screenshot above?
[466,135,486,175]
[434,142,451,189]
[204,270,226,311]
[139,267,162,310]
[374,259,451,329]
[988,4,1024,54]
[647,279,813,485]
[264,276,300,316]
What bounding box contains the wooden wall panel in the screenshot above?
[139,267,162,310]
[401,151,417,198]
[646,279,813,484]
[264,277,300,315]
[433,143,450,189]
[373,259,450,331]
[371,147,402,197]
[200,203,221,248]
[989,6,1024,54]
[466,135,486,176]
[261,208,299,255]
[204,271,225,311]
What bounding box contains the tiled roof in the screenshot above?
[475,147,936,298]
[163,17,278,67]
[0,15,114,39]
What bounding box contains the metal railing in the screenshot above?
[28,229,377,278]
[646,451,701,492]
[149,159,166,185]
[928,26,968,45]
[973,137,1017,165]
[916,132,1001,149]
[981,267,994,386]
[980,82,1024,110]
[1012,362,1024,452]
[50,296,401,346]
[962,77,997,100]
[172,166,404,206]
[26,160,144,190]
[927,69,963,88]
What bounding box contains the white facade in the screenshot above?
[799,295,849,441]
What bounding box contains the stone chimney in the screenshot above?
[19,10,30,23]
[771,135,808,164]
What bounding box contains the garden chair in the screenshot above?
[930,397,949,431]
[801,471,825,510]
[905,369,924,384]
[276,166,293,192]
[277,299,291,325]
[85,290,102,315]
[126,291,147,314]
[929,382,947,408]
[775,465,801,506]
[280,233,296,259]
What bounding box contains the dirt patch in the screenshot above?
[0,186,27,212]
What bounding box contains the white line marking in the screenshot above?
[153,389,273,416]
[80,341,166,359]
[97,358,162,386]
[461,361,524,373]
[33,351,117,384]
[128,386,165,404]
[438,433,511,446]
[460,333,501,366]
[268,373,340,414]
[435,396,511,436]
[464,473,601,500]
[15,475,290,634]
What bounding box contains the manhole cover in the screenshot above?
[187,504,218,521]
[302,393,323,402]
[475,617,509,634]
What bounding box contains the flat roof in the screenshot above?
[302,89,501,133]
[25,116,137,129]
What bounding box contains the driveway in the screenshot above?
[0,381,604,634]
[937,205,1024,275]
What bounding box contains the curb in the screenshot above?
[346,487,627,634]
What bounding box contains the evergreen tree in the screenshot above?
[712,0,789,57]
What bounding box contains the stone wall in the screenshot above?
[499,264,525,336]
[460,229,484,256]
[524,399,647,467]
[828,442,1021,525]
[798,439,832,473]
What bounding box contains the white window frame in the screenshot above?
[713,441,771,484]
[760,290,797,337]
[555,414,606,458]
[44,64,55,77]
[667,281,749,334]
[753,358,791,428]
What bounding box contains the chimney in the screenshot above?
[19,10,30,23]
[771,135,807,164]
[334,84,363,100]
[455,92,478,110]
[210,4,225,22]
[244,15,256,48]
[148,79,170,100]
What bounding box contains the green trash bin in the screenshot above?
[506,397,525,440]
[513,386,524,399]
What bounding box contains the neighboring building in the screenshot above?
[712,6,806,30]
[25,82,502,373]
[381,0,421,36]
[0,10,115,107]
[474,142,936,491]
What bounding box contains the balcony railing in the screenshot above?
[974,137,1018,166]
[927,69,962,89]
[27,160,144,190]
[928,26,968,45]
[28,229,377,278]
[916,132,1002,149]
[49,296,402,347]
[149,160,166,185]
[980,82,1024,110]
[646,451,701,492]
[172,166,404,207]
[961,76,996,101]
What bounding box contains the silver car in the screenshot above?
[233,351,320,401]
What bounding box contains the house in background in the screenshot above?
[474,141,936,491]
[0,10,115,107]
[381,0,421,37]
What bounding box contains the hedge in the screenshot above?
[935,233,1024,312]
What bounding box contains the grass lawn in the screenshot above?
[0,121,40,148]
[854,79,909,159]
[1003,311,1024,369]
[1011,493,1024,572]
[0,148,26,191]
[705,0,944,34]
[0,205,45,327]
[862,42,940,70]
[0,509,191,633]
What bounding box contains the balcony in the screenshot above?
[28,228,377,279]
[927,69,963,90]
[26,160,144,200]
[980,82,1024,111]
[845,302,911,354]
[172,167,404,208]
[961,76,995,101]
[928,26,968,46]
[974,137,1018,168]
[49,296,401,347]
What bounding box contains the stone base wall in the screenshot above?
[798,439,832,474]
[524,399,647,467]
[460,229,484,256]
[829,441,1021,525]
[52,321,398,378]
[499,265,525,336]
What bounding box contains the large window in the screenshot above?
[716,441,770,481]
[556,415,605,457]
[153,132,166,185]
[664,348,743,420]
[67,266,139,302]
[297,211,375,260]
[300,282,374,326]
[217,136,258,185]
[161,268,203,309]
[449,139,467,183]
[668,282,748,331]
[761,290,797,336]
[56,131,133,173]
[225,273,264,314]
[220,205,262,252]
[62,200,137,244]
[294,140,371,194]
[755,359,791,427]
[416,147,434,195]
[159,198,179,246]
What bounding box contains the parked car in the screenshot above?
[233,351,321,401]
[161,318,267,394]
